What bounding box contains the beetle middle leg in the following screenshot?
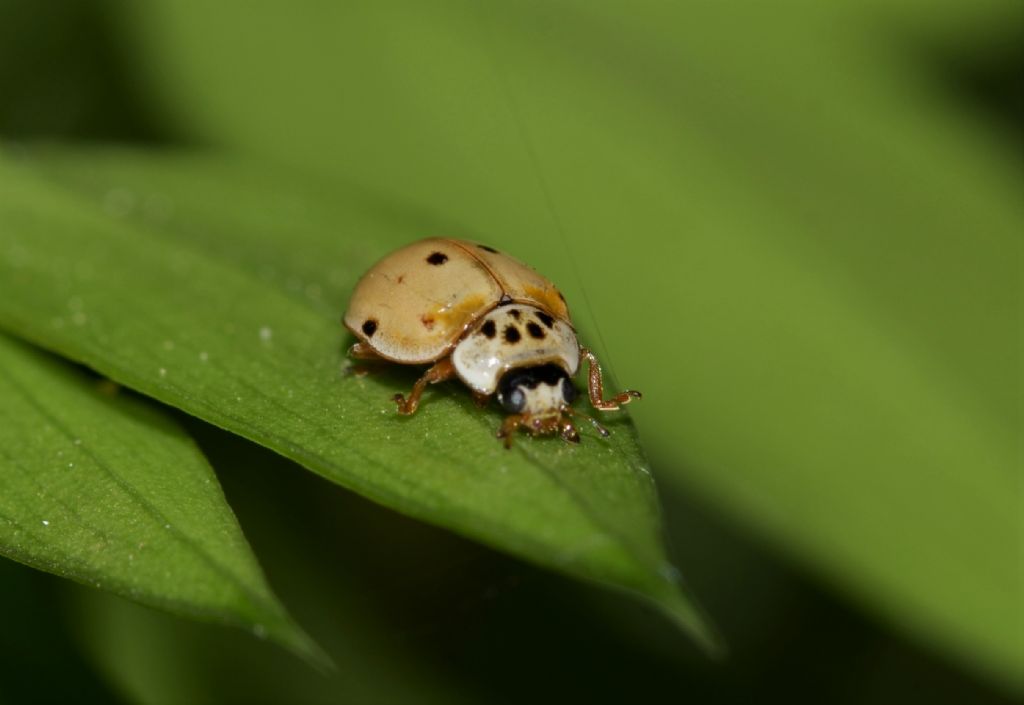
[393,357,456,415]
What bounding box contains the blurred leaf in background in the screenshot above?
[0,0,1020,702]
[0,0,166,142]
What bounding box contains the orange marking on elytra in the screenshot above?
[432,294,489,330]
[522,284,569,321]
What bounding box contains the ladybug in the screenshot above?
[343,238,640,446]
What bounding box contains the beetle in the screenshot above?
[343,238,640,446]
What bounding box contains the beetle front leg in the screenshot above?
[393,357,456,415]
[580,347,642,411]
[497,415,525,449]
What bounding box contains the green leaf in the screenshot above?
[0,150,717,653]
[101,0,1022,688]
[0,333,320,664]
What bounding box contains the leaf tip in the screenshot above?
[648,565,727,659]
[262,614,335,673]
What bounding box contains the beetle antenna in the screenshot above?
[565,406,610,438]
[477,12,625,390]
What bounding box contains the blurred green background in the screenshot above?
[0,0,1020,703]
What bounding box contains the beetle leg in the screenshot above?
[580,347,642,411]
[564,405,610,437]
[560,418,581,443]
[472,391,491,409]
[497,414,525,449]
[393,357,456,415]
[345,342,388,377]
[349,342,385,360]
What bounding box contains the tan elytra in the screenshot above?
[345,238,568,363]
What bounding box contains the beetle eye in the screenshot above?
[500,387,526,413]
[562,378,578,404]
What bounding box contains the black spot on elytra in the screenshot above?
[526,321,545,339]
[509,309,521,320]
[480,320,497,338]
[535,311,555,329]
[426,251,448,265]
[504,325,521,344]
[362,319,378,337]
[477,244,499,253]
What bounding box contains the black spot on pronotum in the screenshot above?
[509,309,521,320]
[426,251,448,265]
[535,311,555,329]
[362,319,378,337]
[504,325,521,344]
[480,320,497,338]
[498,293,514,306]
[477,244,499,253]
[526,321,545,339]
